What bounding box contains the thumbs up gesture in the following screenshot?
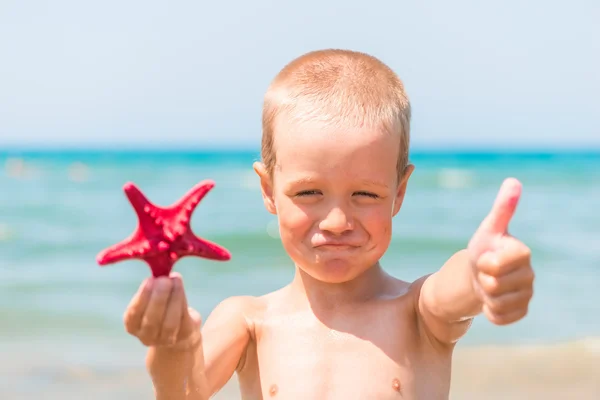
[467,178,534,326]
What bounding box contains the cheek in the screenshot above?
[360,205,393,239]
[276,197,315,237]
[275,201,316,262]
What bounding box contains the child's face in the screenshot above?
[256,119,413,284]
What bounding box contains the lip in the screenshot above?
[314,244,359,250]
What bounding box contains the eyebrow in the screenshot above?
[289,177,317,186]
[359,179,389,189]
[289,177,389,189]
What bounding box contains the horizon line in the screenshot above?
[1,146,600,156]
[1,142,600,151]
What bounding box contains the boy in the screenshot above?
[123,49,534,399]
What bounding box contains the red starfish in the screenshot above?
[96,180,231,277]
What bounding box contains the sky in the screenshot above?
[0,0,598,150]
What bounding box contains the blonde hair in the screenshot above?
[261,49,411,181]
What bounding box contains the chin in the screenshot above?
[303,256,370,284]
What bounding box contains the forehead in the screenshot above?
[273,118,400,181]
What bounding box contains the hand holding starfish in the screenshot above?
[467,178,535,325]
[123,272,201,348]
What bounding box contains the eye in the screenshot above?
[354,191,380,199]
[295,190,322,197]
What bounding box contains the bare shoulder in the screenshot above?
[389,274,429,324]
[209,289,283,376]
[407,273,433,300]
[360,274,449,354]
[203,288,289,338]
[382,273,429,306]
[203,294,267,333]
[200,294,270,380]
[257,285,291,305]
[406,273,459,351]
[367,274,426,333]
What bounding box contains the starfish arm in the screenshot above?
[96,236,151,265]
[123,182,157,222]
[181,234,231,261]
[170,180,215,228]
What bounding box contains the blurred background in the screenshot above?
[0,1,598,399]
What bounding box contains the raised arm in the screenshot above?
[417,178,535,345]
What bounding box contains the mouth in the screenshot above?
[314,244,359,251]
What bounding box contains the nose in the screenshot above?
[319,206,354,235]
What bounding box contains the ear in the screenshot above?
[392,164,414,217]
[253,161,277,215]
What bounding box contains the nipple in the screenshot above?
[392,378,401,392]
[269,384,278,396]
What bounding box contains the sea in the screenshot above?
[0,149,599,399]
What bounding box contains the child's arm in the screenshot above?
[124,275,253,400]
[146,296,253,400]
[416,178,535,345]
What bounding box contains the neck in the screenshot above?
[289,262,389,311]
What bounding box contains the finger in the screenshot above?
[483,304,529,326]
[169,306,203,351]
[176,285,204,345]
[177,285,197,341]
[479,178,522,236]
[478,267,535,296]
[187,307,202,328]
[476,240,531,277]
[138,277,173,345]
[483,289,533,315]
[124,278,154,335]
[157,275,185,345]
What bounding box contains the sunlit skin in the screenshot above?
[265,122,411,287]
[121,110,534,399]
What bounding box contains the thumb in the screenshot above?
[185,307,202,329]
[179,289,201,339]
[479,177,522,236]
[177,305,202,346]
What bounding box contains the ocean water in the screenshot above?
[1,149,599,399]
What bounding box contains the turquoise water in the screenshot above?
[0,149,599,397]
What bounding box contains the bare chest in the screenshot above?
[238,315,451,400]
